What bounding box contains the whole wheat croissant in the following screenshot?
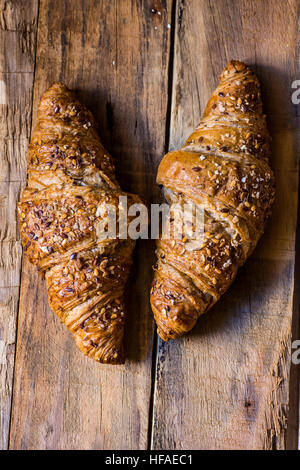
[18,83,141,364]
[150,61,275,341]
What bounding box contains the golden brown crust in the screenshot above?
[18,82,141,364]
[150,61,275,341]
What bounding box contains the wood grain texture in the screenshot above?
[9,0,172,449]
[287,191,300,449]
[151,0,300,450]
[0,0,38,449]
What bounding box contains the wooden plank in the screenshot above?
[0,0,38,450]
[9,0,172,449]
[151,0,300,450]
[286,194,300,449]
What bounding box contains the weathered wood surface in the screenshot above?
[0,0,39,450]
[151,0,300,450]
[1,0,299,450]
[287,223,300,449]
[9,0,172,450]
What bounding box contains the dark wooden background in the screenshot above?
[0,0,299,450]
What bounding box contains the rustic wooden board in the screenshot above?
[3,0,299,450]
[0,0,38,449]
[9,0,172,450]
[287,226,300,449]
[151,0,300,450]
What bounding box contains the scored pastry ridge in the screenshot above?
[150,60,275,341]
[18,82,141,364]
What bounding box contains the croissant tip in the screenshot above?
[220,60,250,80]
[157,329,170,342]
[38,82,72,103]
[227,59,246,67]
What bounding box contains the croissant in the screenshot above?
[18,83,141,364]
[150,61,275,341]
